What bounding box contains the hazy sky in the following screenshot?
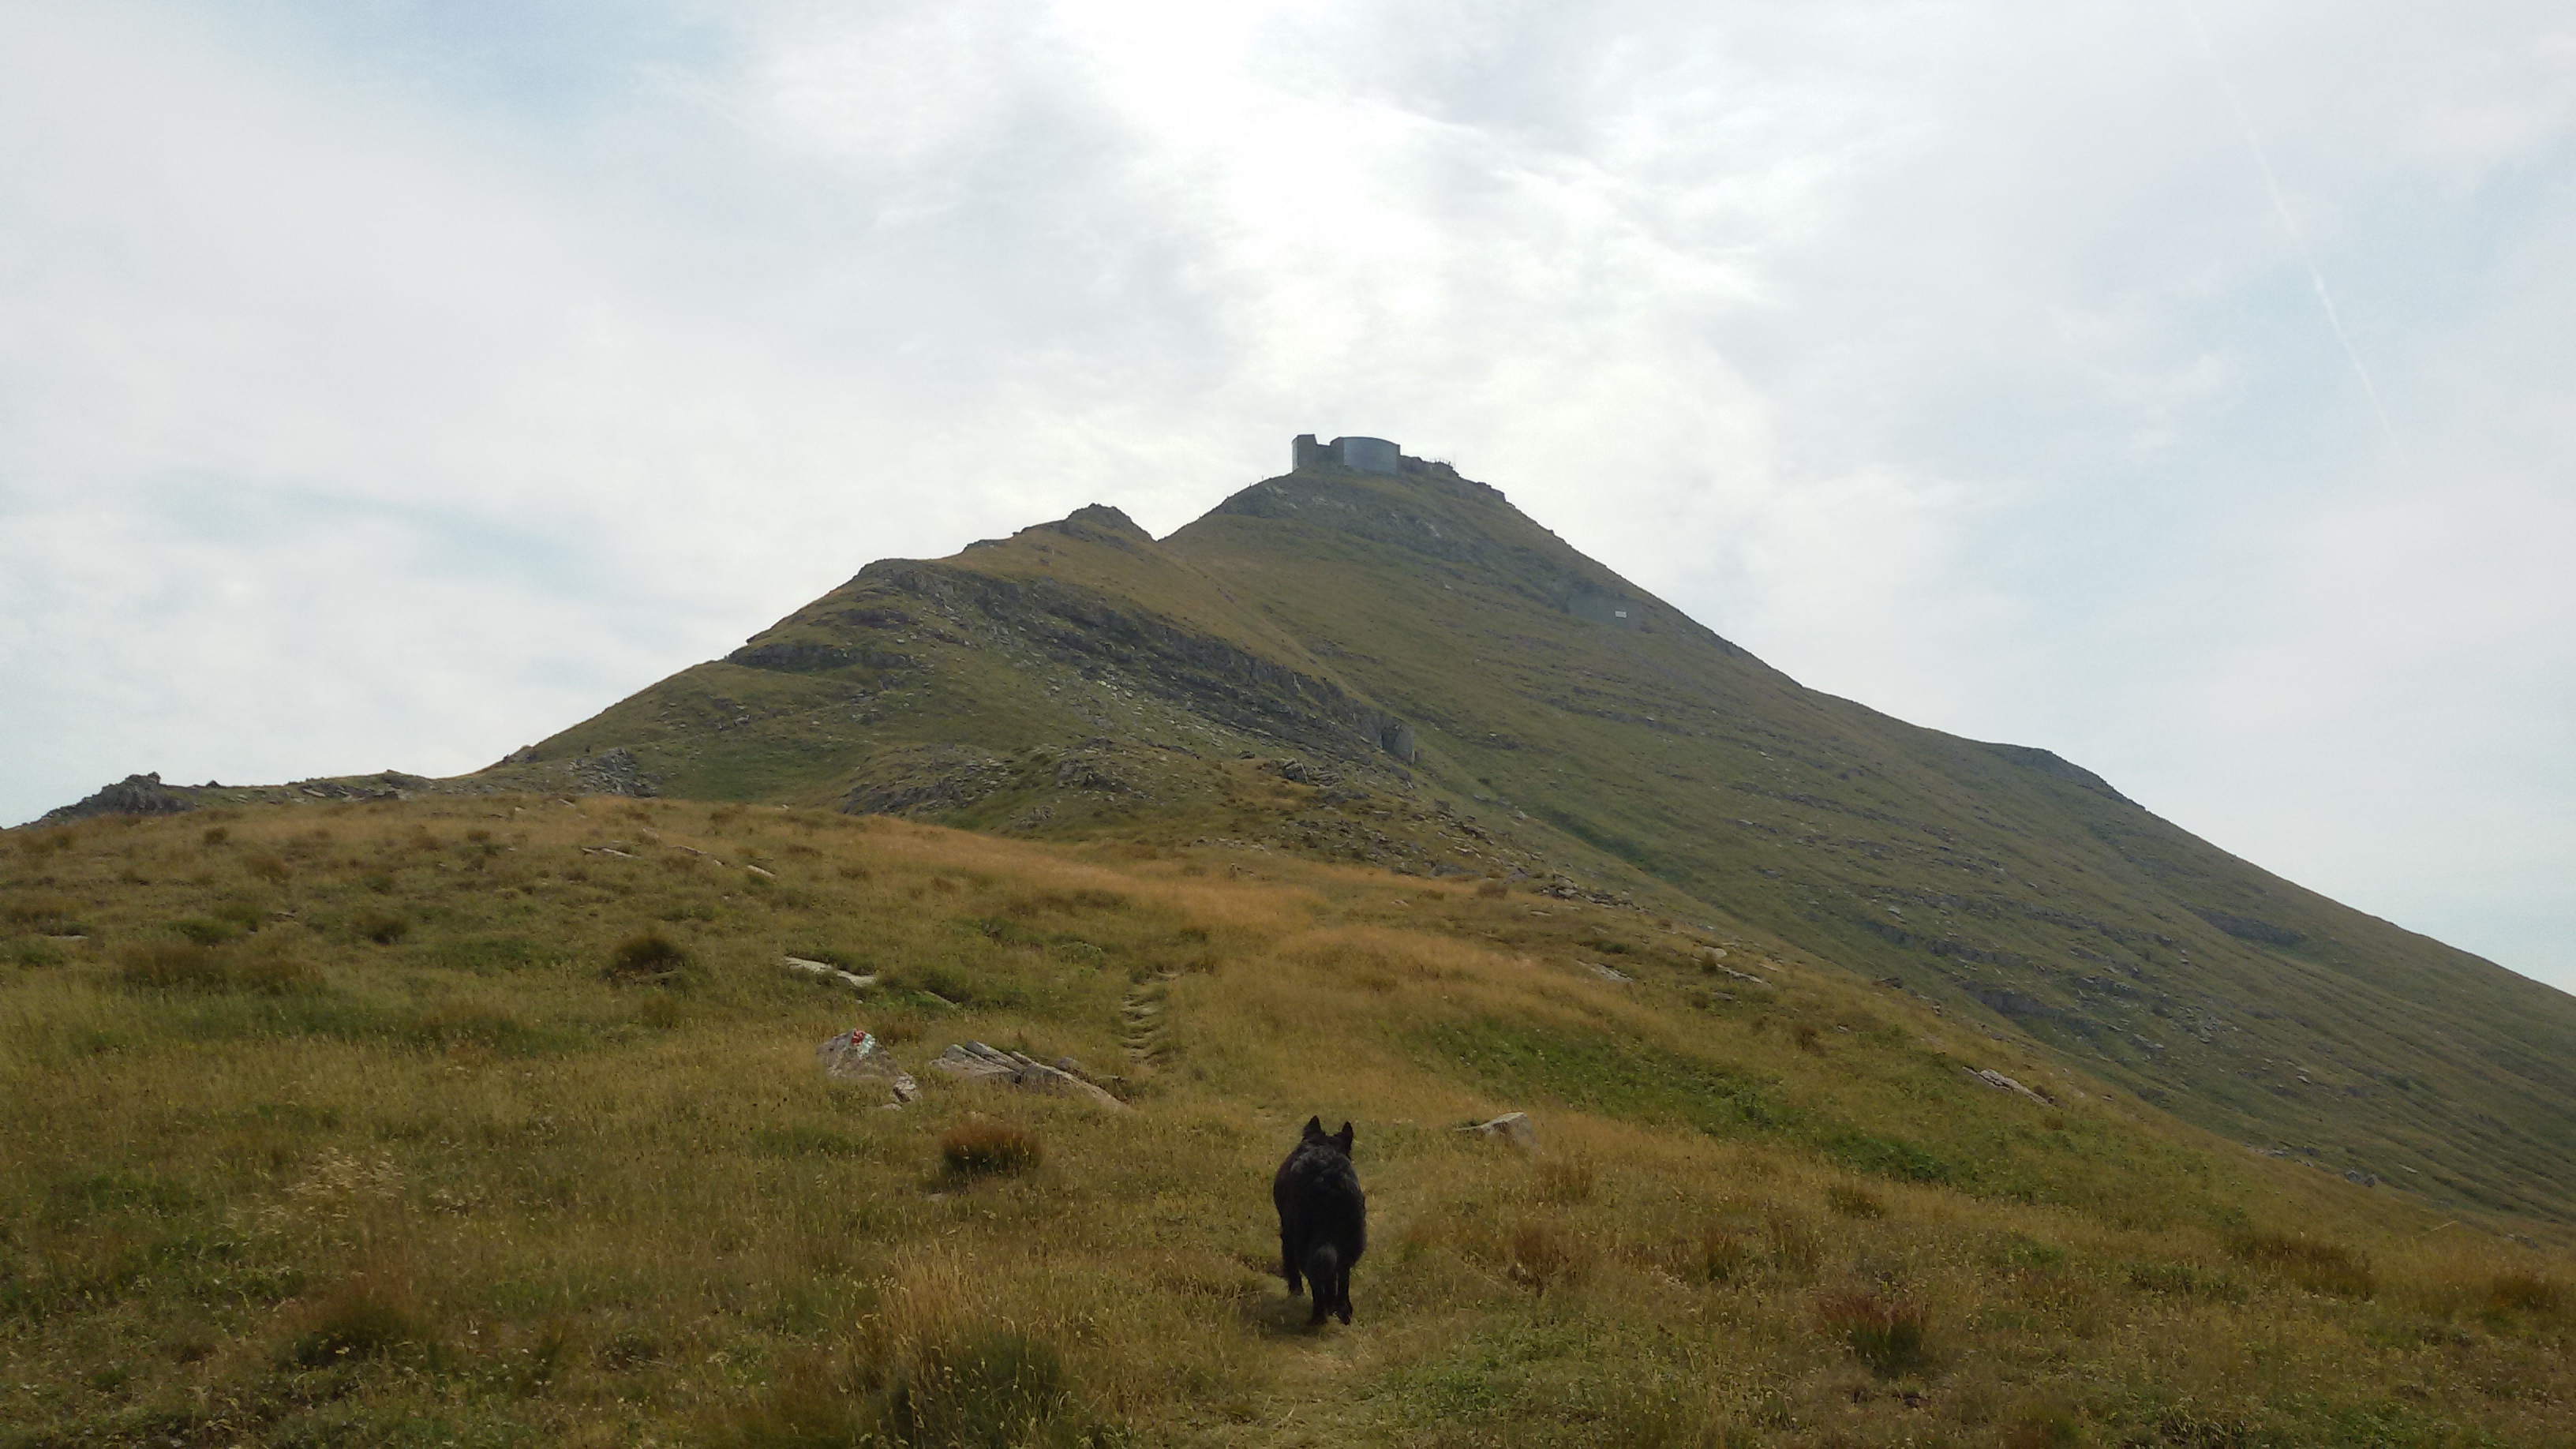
[5,1,2570,990]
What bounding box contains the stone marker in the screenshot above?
[931,1041,1129,1111]
[817,1028,919,1106]
[1462,1111,1539,1151]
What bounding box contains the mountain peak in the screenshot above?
[478,444,2576,1221]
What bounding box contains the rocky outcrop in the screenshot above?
[1966,1068,2053,1105]
[930,1041,1129,1111]
[2192,909,2307,949]
[1983,743,2133,804]
[739,556,1421,770]
[568,747,659,798]
[40,773,197,824]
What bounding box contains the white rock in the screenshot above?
[1463,1112,1539,1151]
[784,956,877,990]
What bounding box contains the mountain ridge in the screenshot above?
[32,439,2576,1223]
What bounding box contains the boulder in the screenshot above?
[931,1041,1129,1111]
[817,1029,919,1105]
[1463,1111,1539,1151]
[1589,961,1634,983]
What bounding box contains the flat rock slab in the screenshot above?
[784,956,877,990]
[1462,1111,1539,1151]
[1967,1067,2050,1105]
[932,1042,1129,1111]
[818,1029,919,1106]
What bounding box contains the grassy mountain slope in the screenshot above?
[40,452,2571,1231]
[5,799,2572,1446]
[474,452,2576,1227]
[1161,462,2576,1223]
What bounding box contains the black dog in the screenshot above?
[1273,1116,1366,1325]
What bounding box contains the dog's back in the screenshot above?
[1274,1117,1366,1324]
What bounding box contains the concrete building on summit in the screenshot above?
[1291,434,1464,479]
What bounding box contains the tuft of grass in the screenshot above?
[870,1009,928,1045]
[243,852,291,884]
[1818,1289,1931,1377]
[1504,1220,1591,1293]
[604,929,693,986]
[2002,1398,2085,1449]
[2230,1229,2376,1297]
[1682,1223,1748,1284]
[350,907,410,945]
[1535,1156,1596,1204]
[2125,1260,2246,1304]
[170,915,241,945]
[1827,1183,1888,1219]
[9,938,70,968]
[282,1280,429,1368]
[2487,1270,2562,1316]
[940,1118,1043,1177]
[1765,1210,1823,1276]
[2,893,87,931]
[721,1329,1102,1449]
[881,1327,1088,1447]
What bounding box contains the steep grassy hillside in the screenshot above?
[396,447,2576,1230]
[6,800,2573,1446]
[1162,462,2576,1224]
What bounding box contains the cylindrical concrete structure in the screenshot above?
[1336,436,1400,474]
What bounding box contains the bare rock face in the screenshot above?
[39,773,197,825]
[931,1041,1129,1111]
[817,1029,919,1106]
[1463,1111,1539,1151]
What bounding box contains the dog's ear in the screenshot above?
[1335,1122,1354,1154]
[1303,1115,1324,1138]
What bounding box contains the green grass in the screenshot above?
[4,799,2574,1444]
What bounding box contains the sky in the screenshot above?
[3,0,2570,990]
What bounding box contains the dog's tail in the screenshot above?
[1304,1243,1340,1294]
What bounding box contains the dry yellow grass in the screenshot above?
[2,797,2571,1445]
